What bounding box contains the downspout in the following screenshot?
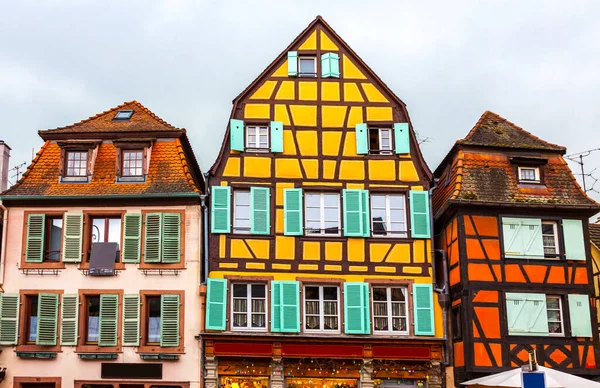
[199,174,211,388]
[0,201,7,287]
[201,193,209,285]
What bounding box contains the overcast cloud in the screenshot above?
[1,0,599,206]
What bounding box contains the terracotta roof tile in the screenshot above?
[590,224,600,248]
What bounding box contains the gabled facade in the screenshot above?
[433,111,600,384]
[589,223,600,340]
[0,101,204,388]
[204,17,444,388]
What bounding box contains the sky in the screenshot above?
[1,0,599,204]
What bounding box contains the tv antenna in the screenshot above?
[566,148,600,194]
[8,162,27,186]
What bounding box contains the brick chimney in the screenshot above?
[0,141,11,192]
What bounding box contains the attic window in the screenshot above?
[114,110,134,120]
[299,56,317,77]
[518,166,540,183]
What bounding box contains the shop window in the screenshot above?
[304,285,339,332]
[221,377,269,388]
[89,216,122,263]
[305,192,340,236]
[371,194,407,238]
[372,287,409,334]
[231,283,267,330]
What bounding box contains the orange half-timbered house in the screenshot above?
[433,111,600,384]
[203,16,445,388]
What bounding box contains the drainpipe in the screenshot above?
[0,201,7,287]
[199,177,210,388]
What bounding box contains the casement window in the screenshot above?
[229,120,283,153]
[25,295,39,343]
[372,287,408,334]
[44,216,63,262]
[506,292,593,337]
[231,283,267,330]
[370,194,408,237]
[89,216,122,263]
[518,166,540,183]
[298,56,317,77]
[501,217,586,261]
[143,212,182,264]
[19,293,60,347]
[369,128,393,154]
[355,122,409,155]
[245,126,269,150]
[138,293,182,348]
[305,193,341,236]
[287,51,340,78]
[85,296,101,344]
[24,213,85,265]
[212,187,270,235]
[66,151,88,177]
[78,294,119,347]
[233,190,251,234]
[122,149,144,176]
[304,285,340,332]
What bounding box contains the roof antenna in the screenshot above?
[566,147,600,194]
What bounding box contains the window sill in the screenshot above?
[19,262,66,269]
[137,345,184,354]
[231,328,268,333]
[139,262,186,270]
[244,149,272,155]
[301,234,343,240]
[231,232,272,239]
[304,330,341,335]
[16,344,61,353]
[76,345,122,354]
[79,263,126,271]
[372,331,410,336]
[59,176,90,183]
[116,176,146,183]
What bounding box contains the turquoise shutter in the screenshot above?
[502,218,544,258]
[344,283,370,334]
[36,293,59,346]
[160,294,180,347]
[568,294,592,337]
[270,121,284,153]
[230,119,245,151]
[361,190,370,237]
[0,293,19,345]
[329,53,340,78]
[394,123,410,154]
[505,293,549,336]
[144,213,162,263]
[321,53,331,77]
[279,281,300,333]
[122,213,142,263]
[98,294,119,347]
[25,214,45,262]
[283,188,303,236]
[211,186,231,234]
[522,218,544,258]
[60,294,79,346]
[413,284,435,336]
[502,218,524,258]
[122,294,140,346]
[162,213,181,263]
[271,281,282,332]
[62,212,83,263]
[355,123,368,155]
[287,51,298,76]
[250,187,270,235]
[206,278,227,330]
[563,219,586,261]
[343,189,364,237]
[409,191,431,238]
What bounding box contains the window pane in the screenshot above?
[252,299,266,313]
[324,222,339,234]
[373,288,387,301]
[251,314,265,328]
[389,195,405,209]
[87,296,100,343]
[542,224,555,235]
[305,287,319,300]
[371,195,386,208]
[233,299,247,313]
[251,284,265,298]
[108,218,121,246]
[28,296,39,342]
[148,297,161,343]
[305,207,320,221]
[323,287,337,301]
[374,316,388,331]
[299,58,315,74]
[305,194,320,207]
[46,218,63,262]
[548,322,562,334]
[92,218,106,244]
[392,317,407,332]
[233,284,247,298]
[305,220,321,232]
[235,191,250,205]
[306,316,320,330]
[391,288,406,301]
[324,207,338,222]
[323,194,339,207]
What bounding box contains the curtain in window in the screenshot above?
[148,317,161,342]
[88,316,99,342]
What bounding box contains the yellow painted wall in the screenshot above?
[592,243,600,334]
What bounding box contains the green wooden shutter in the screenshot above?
[329,53,340,78]
[343,189,364,237]
[279,281,300,333]
[409,191,431,238]
[361,190,370,237]
[505,293,549,336]
[344,282,370,334]
[25,214,45,262]
[206,278,227,330]
[521,218,544,258]
[162,213,181,263]
[62,212,83,263]
[563,219,586,261]
[413,284,435,336]
[250,187,270,235]
[270,121,284,153]
[36,293,59,346]
[211,186,231,234]
[230,119,245,151]
[60,294,79,346]
[283,188,303,236]
[144,213,162,263]
[394,123,410,154]
[122,294,140,346]
[502,218,524,258]
[568,294,592,337]
[321,53,332,77]
[98,294,119,347]
[160,294,180,347]
[271,281,282,332]
[355,123,368,155]
[0,293,19,345]
[287,51,298,76]
[122,213,142,263]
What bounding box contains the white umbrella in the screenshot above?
[462,366,600,388]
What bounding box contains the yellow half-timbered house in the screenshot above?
[202,16,444,388]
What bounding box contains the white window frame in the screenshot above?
[230,283,268,332]
[304,193,341,236]
[66,151,88,177]
[245,125,269,150]
[370,194,408,238]
[518,166,540,183]
[233,190,251,234]
[372,286,409,335]
[542,221,560,257]
[546,295,564,337]
[298,56,317,77]
[303,285,340,333]
[122,149,144,176]
[368,128,393,154]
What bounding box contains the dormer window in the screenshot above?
[518,166,540,183]
[114,110,134,120]
[122,150,144,176]
[66,151,88,177]
[58,142,97,183]
[114,140,151,183]
[299,56,317,77]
